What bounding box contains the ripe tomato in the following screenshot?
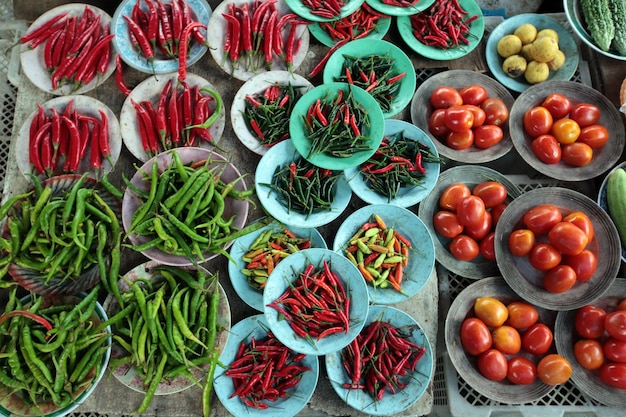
[541,93,572,119]
[460,84,488,105]
[445,106,475,132]
[506,301,539,329]
[551,118,581,145]
[542,264,577,293]
[449,234,480,261]
[537,354,572,385]
[603,337,626,363]
[428,109,450,137]
[575,305,607,339]
[474,125,503,149]
[460,104,486,127]
[430,86,463,109]
[563,249,597,282]
[490,203,508,226]
[605,310,626,341]
[532,134,562,164]
[433,210,464,239]
[524,106,553,137]
[600,363,626,389]
[523,204,562,235]
[474,297,509,327]
[473,181,507,208]
[479,232,496,261]
[563,211,594,241]
[508,229,536,257]
[574,339,605,370]
[507,356,537,385]
[569,102,601,128]
[478,349,508,381]
[521,323,553,355]
[548,221,589,256]
[439,183,471,211]
[528,243,562,271]
[446,129,474,150]
[562,142,593,167]
[461,317,492,356]
[578,124,609,148]
[481,97,509,126]
[618,299,626,311]
[492,325,522,355]
[457,196,486,228]
[464,210,492,241]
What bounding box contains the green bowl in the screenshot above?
[322,39,417,118]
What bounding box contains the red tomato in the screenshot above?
[439,183,471,212]
[521,323,554,355]
[523,204,563,235]
[474,125,504,149]
[457,195,486,228]
[524,106,553,137]
[541,93,572,119]
[574,339,605,370]
[551,118,581,145]
[508,229,536,257]
[605,311,626,341]
[562,142,593,167]
[492,325,522,355]
[563,211,594,241]
[479,232,496,260]
[531,134,562,165]
[528,243,562,271]
[460,84,488,105]
[472,181,507,208]
[480,97,509,126]
[446,129,474,150]
[445,106,475,132]
[474,297,509,327]
[548,221,589,256]
[460,104,486,127]
[578,124,609,148]
[537,354,572,385]
[478,349,508,381]
[563,249,598,282]
[569,102,601,128]
[433,210,464,239]
[506,301,539,329]
[449,234,480,261]
[542,264,577,293]
[490,203,508,226]
[618,299,626,311]
[575,305,607,339]
[507,356,537,385]
[430,86,463,109]
[464,210,492,241]
[599,363,626,389]
[428,108,450,137]
[461,317,492,356]
[603,337,626,363]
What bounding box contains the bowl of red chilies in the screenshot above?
[263,248,370,356]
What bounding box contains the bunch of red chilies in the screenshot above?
[221,0,307,71]
[267,260,351,343]
[225,332,310,409]
[301,0,346,19]
[20,6,114,90]
[318,4,388,43]
[410,0,479,49]
[29,100,111,176]
[130,78,221,156]
[341,320,426,400]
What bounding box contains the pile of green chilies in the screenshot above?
[359,131,442,201]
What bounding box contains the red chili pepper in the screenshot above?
[29,122,51,175]
[21,12,69,46]
[96,25,111,76]
[115,55,132,95]
[249,119,265,141]
[171,0,183,45]
[285,22,298,72]
[74,33,115,86]
[90,118,102,172]
[240,2,253,58]
[263,10,277,69]
[156,79,172,144]
[178,22,206,81]
[131,98,158,156]
[97,109,110,164]
[61,115,81,172]
[223,12,241,66]
[168,86,180,145]
[123,14,155,71]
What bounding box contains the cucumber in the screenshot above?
[580,0,615,52]
[606,168,626,246]
[609,0,626,54]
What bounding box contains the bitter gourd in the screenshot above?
[609,0,626,54]
[580,0,615,51]
[606,168,626,247]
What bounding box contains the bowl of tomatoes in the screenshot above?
[509,80,625,181]
[494,187,622,311]
[555,278,626,406]
[410,69,515,164]
[445,276,570,403]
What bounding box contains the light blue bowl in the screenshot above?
[333,204,435,304]
[263,248,370,355]
[325,305,434,416]
[228,221,327,311]
[213,314,319,417]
